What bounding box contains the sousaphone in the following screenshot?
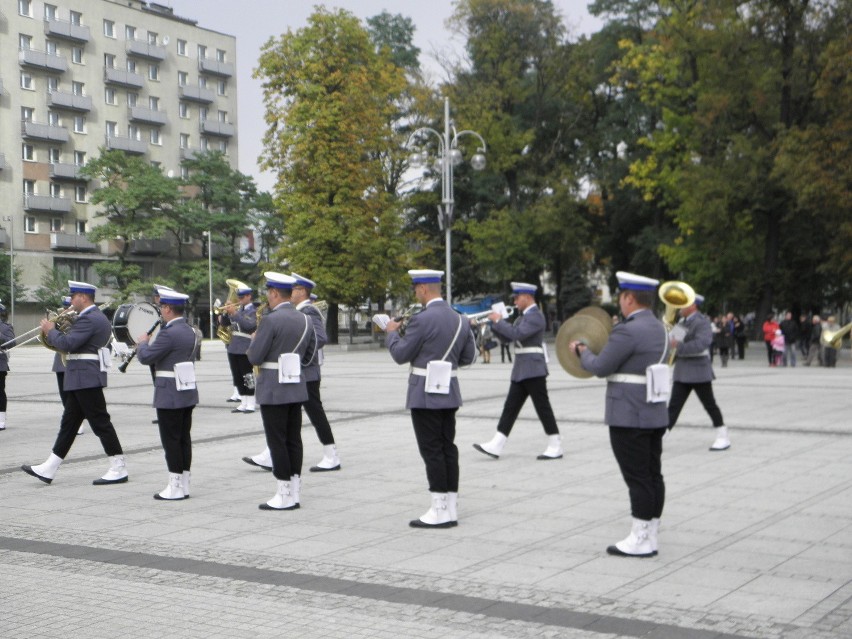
[555,306,612,378]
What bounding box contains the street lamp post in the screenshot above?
[2,216,13,326]
[406,97,487,306]
[203,230,213,340]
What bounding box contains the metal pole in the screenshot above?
[2,216,13,326]
[206,230,213,341]
[443,97,454,306]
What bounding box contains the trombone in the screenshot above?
[0,306,78,353]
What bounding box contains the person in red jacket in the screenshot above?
[762,314,781,366]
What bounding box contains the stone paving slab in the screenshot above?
[0,339,850,638]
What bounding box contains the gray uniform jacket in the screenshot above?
[297,300,326,383]
[672,311,715,383]
[579,308,669,429]
[246,302,317,406]
[137,317,200,409]
[386,299,477,410]
[47,305,111,391]
[490,305,548,382]
[224,303,257,355]
[0,322,15,372]
[52,351,65,373]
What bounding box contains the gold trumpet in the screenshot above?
[215,278,250,344]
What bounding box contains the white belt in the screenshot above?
[231,331,253,339]
[677,350,710,358]
[155,371,175,378]
[65,354,99,361]
[259,362,278,370]
[410,366,457,377]
[606,373,646,384]
[515,347,543,355]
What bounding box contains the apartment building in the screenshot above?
[1,0,237,323]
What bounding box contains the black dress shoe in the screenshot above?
[153,493,183,501]
[21,465,52,484]
[473,443,499,459]
[232,408,255,414]
[309,464,341,472]
[226,398,241,403]
[92,476,129,485]
[606,545,656,558]
[258,503,298,511]
[241,456,272,471]
[152,419,159,424]
[409,518,455,529]
[536,453,563,460]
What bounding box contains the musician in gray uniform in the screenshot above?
[22,281,128,486]
[242,272,341,473]
[474,282,562,460]
[221,284,257,413]
[247,272,317,511]
[51,296,86,436]
[0,302,15,431]
[570,272,669,557]
[137,289,199,500]
[384,269,476,528]
[667,294,729,451]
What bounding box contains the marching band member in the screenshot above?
[571,272,669,557]
[137,289,198,500]
[22,281,128,486]
[149,284,174,426]
[474,282,563,460]
[0,301,15,431]
[51,296,86,435]
[246,272,317,510]
[242,272,341,473]
[384,269,476,528]
[221,284,257,413]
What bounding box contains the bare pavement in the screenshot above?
[1,338,850,638]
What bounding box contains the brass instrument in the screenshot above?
[215,279,250,344]
[658,281,696,329]
[465,306,517,325]
[555,306,613,378]
[38,307,78,353]
[245,302,268,390]
[0,306,77,353]
[396,304,423,336]
[821,321,852,349]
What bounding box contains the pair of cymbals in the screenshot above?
[555,306,613,378]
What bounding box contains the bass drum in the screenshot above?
[112,302,162,346]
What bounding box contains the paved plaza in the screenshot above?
[1,337,850,638]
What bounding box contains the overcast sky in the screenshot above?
[169,1,603,192]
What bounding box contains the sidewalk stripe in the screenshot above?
[0,535,747,638]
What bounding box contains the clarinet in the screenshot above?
[118,319,162,373]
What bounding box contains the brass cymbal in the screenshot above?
[574,305,613,329]
[555,313,611,378]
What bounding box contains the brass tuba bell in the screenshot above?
[658,281,696,328]
[821,320,852,349]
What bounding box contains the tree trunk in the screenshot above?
[327,302,339,345]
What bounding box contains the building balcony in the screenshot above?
[126,39,166,61]
[19,48,68,73]
[200,120,235,137]
[178,85,215,104]
[104,66,144,89]
[198,58,234,77]
[49,162,87,181]
[106,134,148,155]
[44,17,91,43]
[128,106,168,126]
[130,238,171,255]
[51,233,98,252]
[180,147,202,161]
[25,195,73,214]
[47,90,93,112]
[21,120,70,143]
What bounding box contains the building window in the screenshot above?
[128,125,140,140]
[177,39,187,56]
[22,144,35,161]
[74,151,86,166]
[20,72,34,90]
[72,81,85,96]
[178,71,188,86]
[69,11,82,25]
[199,106,208,121]
[148,32,158,45]
[44,4,57,20]
[49,148,61,164]
[104,53,115,68]
[180,166,189,179]
[51,218,63,233]
[48,111,60,126]
[197,44,207,59]
[150,129,161,145]
[23,180,36,196]
[105,87,117,104]
[71,47,83,64]
[125,25,136,41]
[76,220,87,234]
[127,92,138,107]
[103,19,115,38]
[179,133,189,149]
[106,121,117,137]
[200,137,209,151]
[18,0,32,18]
[45,40,59,55]
[180,228,193,244]
[75,186,88,203]
[73,116,86,133]
[149,64,159,81]
[25,216,37,234]
[47,76,60,92]
[216,49,226,62]
[149,96,159,110]
[218,110,228,122]
[218,140,228,153]
[179,102,189,119]
[19,34,33,50]
[217,80,227,96]
[127,59,137,73]
[21,107,35,122]
[50,183,62,198]
[150,161,161,169]
[198,76,208,88]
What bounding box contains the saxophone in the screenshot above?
[243,302,268,390]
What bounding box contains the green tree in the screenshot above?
[31,266,67,310]
[256,8,410,343]
[0,254,27,310]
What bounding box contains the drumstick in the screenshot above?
[118,319,162,373]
